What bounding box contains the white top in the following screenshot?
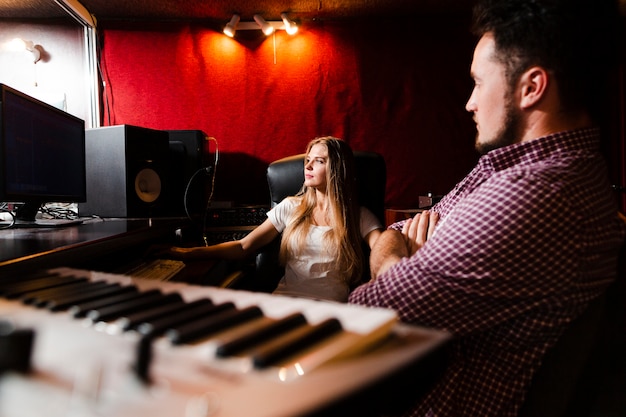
[266,197,382,302]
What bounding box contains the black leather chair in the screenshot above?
[250,151,386,293]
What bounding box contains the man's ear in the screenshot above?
[519,66,548,109]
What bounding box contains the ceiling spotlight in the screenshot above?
[223,14,240,37]
[223,14,299,38]
[254,14,275,36]
[280,13,298,35]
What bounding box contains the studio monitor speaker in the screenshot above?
[78,125,171,218]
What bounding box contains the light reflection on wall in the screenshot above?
[0,22,87,121]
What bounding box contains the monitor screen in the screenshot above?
[0,84,86,223]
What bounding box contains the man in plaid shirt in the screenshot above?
[349,0,626,416]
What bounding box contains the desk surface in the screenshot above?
[0,218,185,277]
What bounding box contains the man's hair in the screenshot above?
[471,0,619,122]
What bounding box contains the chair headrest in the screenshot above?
[266,151,386,224]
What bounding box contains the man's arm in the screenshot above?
[370,210,439,280]
[369,229,408,279]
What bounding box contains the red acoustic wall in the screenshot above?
[98,16,487,207]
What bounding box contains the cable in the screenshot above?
[203,137,219,246]
[183,166,213,220]
[0,204,15,229]
[40,203,80,220]
[95,27,114,126]
[178,136,220,245]
[205,137,219,207]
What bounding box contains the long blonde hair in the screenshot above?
[279,137,364,286]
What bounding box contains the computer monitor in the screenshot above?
[0,84,86,226]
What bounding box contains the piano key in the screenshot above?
[0,270,62,286]
[46,284,134,312]
[86,291,182,322]
[251,318,343,369]
[32,280,111,308]
[137,301,233,338]
[33,279,111,302]
[20,278,92,305]
[114,298,192,331]
[69,288,157,318]
[134,335,153,383]
[1,275,83,299]
[166,305,264,345]
[215,312,308,357]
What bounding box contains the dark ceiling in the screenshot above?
[0,0,476,23]
[0,0,623,26]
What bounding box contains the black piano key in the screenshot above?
[134,336,153,383]
[0,271,62,286]
[0,323,35,373]
[1,275,82,299]
[166,305,264,345]
[86,292,182,322]
[216,312,308,357]
[32,281,111,308]
[46,284,134,312]
[251,318,343,369]
[69,288,157,318]
[116,299,192,331]
[20,279,91,305]
[137,301,232,338]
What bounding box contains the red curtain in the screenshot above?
[97,17,488,207]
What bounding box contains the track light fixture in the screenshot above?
[222,13,298,37]
[281,13,298,35]
[223,14,240,37]
[254,15,275,36]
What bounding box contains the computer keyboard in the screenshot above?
[123,259,187,281]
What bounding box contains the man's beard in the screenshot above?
[475,98,522,155]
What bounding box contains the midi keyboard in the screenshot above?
[0,267,450,417]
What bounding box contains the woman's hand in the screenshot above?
[145,244,192,260]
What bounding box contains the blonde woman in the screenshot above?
[161,137,382,302]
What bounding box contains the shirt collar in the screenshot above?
[478,127,602,173]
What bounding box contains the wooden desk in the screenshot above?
[0,218,183,279]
